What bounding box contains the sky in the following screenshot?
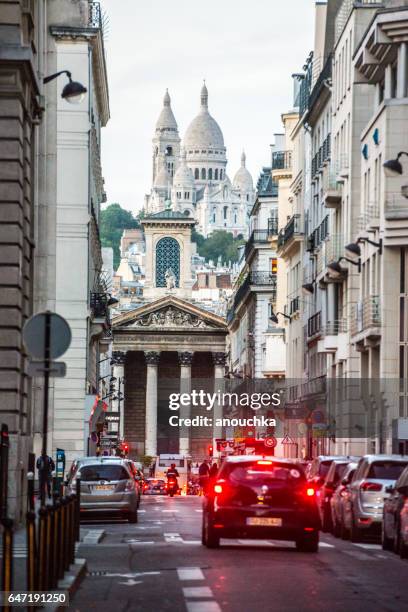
[101,0,316,215]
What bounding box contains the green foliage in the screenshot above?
[192,230,245,264]
[100,203,139,269]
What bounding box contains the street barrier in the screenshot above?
[1,516,14,606]
[26,511,36,591]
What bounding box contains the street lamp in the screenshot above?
[345,237,382,257]
[327,256,361,279]
[383,152,408,177]
[302,282,315,294]
[269,311,291,324]
[43,70,87,104]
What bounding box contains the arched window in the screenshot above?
[233,209,237,224]
[208,168,213,180]
[223,206,228,220]
[212,209,216,223]
[155,237,180,287]
[246,194,249,202]
[194,168,199,180]
[214,169,219,180]
[201,168,206,180]
[220,169,223,180]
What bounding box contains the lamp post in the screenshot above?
[383,151,408,177]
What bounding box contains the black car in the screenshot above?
[202,456,321,552]
[382,464,408,554]
[319,459,358,533]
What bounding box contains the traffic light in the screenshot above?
[122,442,129,456]
[208,444,213,458]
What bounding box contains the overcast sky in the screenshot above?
[101,0,316,215]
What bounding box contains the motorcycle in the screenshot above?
[166,476,178,497]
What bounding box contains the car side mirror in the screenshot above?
[385,485,393,494]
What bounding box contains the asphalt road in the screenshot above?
[70,495,408,612]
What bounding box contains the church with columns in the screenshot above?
[112,210,228,458]
[144,83,255,238]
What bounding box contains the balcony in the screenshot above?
[318,319,348,354]
[230,272,277,316]
[334,154,349,180]
[272,151,292,181]
[277,214,303,258]
[289,296,300,315]
[316,233,344,276]
[267,218,279,237]
[358,203,380,232]
[321,319,347,336]
[351,296,381,341]
[245,229,270,260]
[308,311,322,338]
[323,168,342,209]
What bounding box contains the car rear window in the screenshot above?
[225,462,305,485]
[367,461,408,480]
[333,463,348,483]
[318,461,333,477]
[79,465,130,481]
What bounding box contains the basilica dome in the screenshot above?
[233,151,253,192]
[173,149,194,187]
[183,84,225,151]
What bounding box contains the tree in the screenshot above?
[192,230,245,264]
[100,203,140,269]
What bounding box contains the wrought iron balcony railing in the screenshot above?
[90,291,110,322]
[308,311,322,337]
[245,230,270,259]
[277,214,302,249]
[268,218,279,237]
[322,319,347,336]
[290,296,300,315]
[351,296,381,336]
[89,2,102,28]
[272,151,292,171]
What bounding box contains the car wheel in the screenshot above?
[399,530,408,559]
[296,532,319,553]
[128,510,138,524]
[202,514,220,549]
[381,523,394,551]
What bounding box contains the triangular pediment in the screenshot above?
[112,295,227,332]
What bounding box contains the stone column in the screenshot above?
[397,43,407,99]
[384,64,393,99]
[178,352,194,456]
[213,353,227,459]
[144,351,160,457]
[112,351,126,441]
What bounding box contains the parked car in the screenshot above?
[345,455,408,542]
[307,456,352,490]
[319,459,359,532]
[382,464,408,556]
[202,456,320,551]
[330,462,358,538]
[72,459,139,522]
[143,478,167,495]
[398,467,408,559]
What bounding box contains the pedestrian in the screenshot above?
[198,459,210,494]
[209,462,218,479]
[36,452,55,502]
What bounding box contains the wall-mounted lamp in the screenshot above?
[269,311,291,324]
[302,282,315,294]
[383,151,408,177]
[345,237,382,257]
[43,70,87,103]
[327,256,361,278]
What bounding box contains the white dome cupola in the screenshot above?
[233,151,253,192]
[152,89,180,185]
[172,148,196,215]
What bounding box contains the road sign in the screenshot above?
[311,409,325,424]
[23,311,71,360]
[264,436,277,449]
[100,438,112,448]
[27,360,66,378]
[281,434,295,445]
[105,412,120,423]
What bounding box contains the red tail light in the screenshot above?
[306,487,315,497]
[214,484,223,494]
[360,482,382,492]
[257,460,273,465]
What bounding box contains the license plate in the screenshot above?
[246,517,282,527]
[94,485,114,492]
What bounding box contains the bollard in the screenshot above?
[58,497,66,580]
[52,498,61,588]
[75,478,81,541]
[26,511,36,592]
[1,516,14,611]
[37,506,48,591]
[69,494,76,565]
[64,497,71,572]
[47,504,55,589]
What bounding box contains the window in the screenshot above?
[194,168,199,180]
[233,209,237,224]
[212,209,216,223]
[246,194,249,202]
[201,168,206,180]
[184,192,190,199]
[223,206,228,220]
[155,237,180,287]
[208,168,213,180]
[214,169,219,180]
[220,169,223,180]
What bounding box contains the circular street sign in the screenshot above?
[23,311,72,359]
[264,436,277,449]
[311,409,325,424]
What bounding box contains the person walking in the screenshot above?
[209,462,218,480]
[199,459,210,495]
[36,452,55,503]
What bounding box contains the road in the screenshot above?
[70,495,408,612]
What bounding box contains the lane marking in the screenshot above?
[186,603,221,612]
[183,587,214,599]
[162,509,179,513]
[182,540,202,545]
[319,542,335,548]
[237,539,275,547]
[177,568,205,581]
[353,543,381,550]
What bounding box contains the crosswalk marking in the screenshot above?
[177,568,205,581]
[186,603,221,612]
[183,587,214,599]
[354,543,381,550]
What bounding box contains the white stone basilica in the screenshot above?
[144,83,255,237]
